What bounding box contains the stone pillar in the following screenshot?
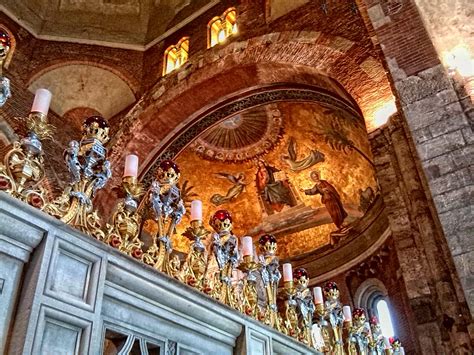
[360,0,474,317]
[0,193,44,353]
[358,0,473,348]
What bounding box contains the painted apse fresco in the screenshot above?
[150,101,377,259]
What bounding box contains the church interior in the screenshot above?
[0,1,472,354]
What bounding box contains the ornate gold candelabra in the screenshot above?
[238,254,260,318]
[0,30,11,107]
[369,316,386,355]
[293,268,315,347]
[44,116,111,239]
[314,281,345,354]
[258,234,282,331]
[347,308,371,355]
[142,160,185,276]
[181,218,210,290]
[105,176,144,259]
[282,278,300,338]
[0,111,53,208]
[210,209,239,307]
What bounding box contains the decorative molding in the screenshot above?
[308,227,391,285]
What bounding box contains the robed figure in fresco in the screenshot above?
[303,171,347,230]
[256,159,295,213]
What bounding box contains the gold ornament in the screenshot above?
[0,112,54,209]
[105,176,145,259]
[44,116,111,239]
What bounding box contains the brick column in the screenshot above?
[359,0,473,350]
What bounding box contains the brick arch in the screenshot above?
[100,31,393,212]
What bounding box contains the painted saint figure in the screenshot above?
[303,171,347,230]
[256,159,295,213]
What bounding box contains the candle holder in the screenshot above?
[210,209,239,307]
[319,281,345,355]
[258,234,282,331]
[181,219,210,290]
[281,279,300,338]
[238,254,260,318]
[0,110,54,209]
[390,337,403,354]
[0,30,11,107]
[347,308,371,355]
[105,176,145,259]
[44,116,111,239]
[142,160,185,276]
[369,316,386,354]
[293,268,315,347]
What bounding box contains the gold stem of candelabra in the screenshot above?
[181,219,209,290]
[237,255,260,318]
[0,112,53,209]
[105,176,144,259]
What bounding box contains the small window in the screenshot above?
[208,8,238,48]
[376,299,395,337]
[163,37,189,75]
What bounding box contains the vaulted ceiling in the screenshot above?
[0,0,217,48]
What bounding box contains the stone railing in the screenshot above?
[0,193,316,355]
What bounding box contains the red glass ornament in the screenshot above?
[258,234,277,246]
[353,308,365,319]
[0,177,12,190]
[212,209,232,223]
[0,31,10,49]
[84,115,109,129]
[159,160,180,174]
[370,315,379,325]
[324,281,339,293]
[293,267,308,280]
[132,247,143,259]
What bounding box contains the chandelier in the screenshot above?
[0,89,406,355]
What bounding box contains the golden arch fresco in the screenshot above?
[150,100,379,258]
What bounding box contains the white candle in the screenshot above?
[283,263,293,282]
[190,200,202,221]
[343,305,352,322]
[383,336,391,349]
[242,236,253,256]
[123,154,139,178]
[313,287,324,304]
[31,88,52,115]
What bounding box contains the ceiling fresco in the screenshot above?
[149,100,378,259]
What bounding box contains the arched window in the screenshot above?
[354,278,397,337]
[208,8,237,48]
[375,299,395,337]
[163,37,189,76]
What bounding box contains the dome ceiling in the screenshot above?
[190,104,284,163]
[0,0,217,48]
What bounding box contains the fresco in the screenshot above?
[167,101,377,258]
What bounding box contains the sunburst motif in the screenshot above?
[191,104,284,163]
